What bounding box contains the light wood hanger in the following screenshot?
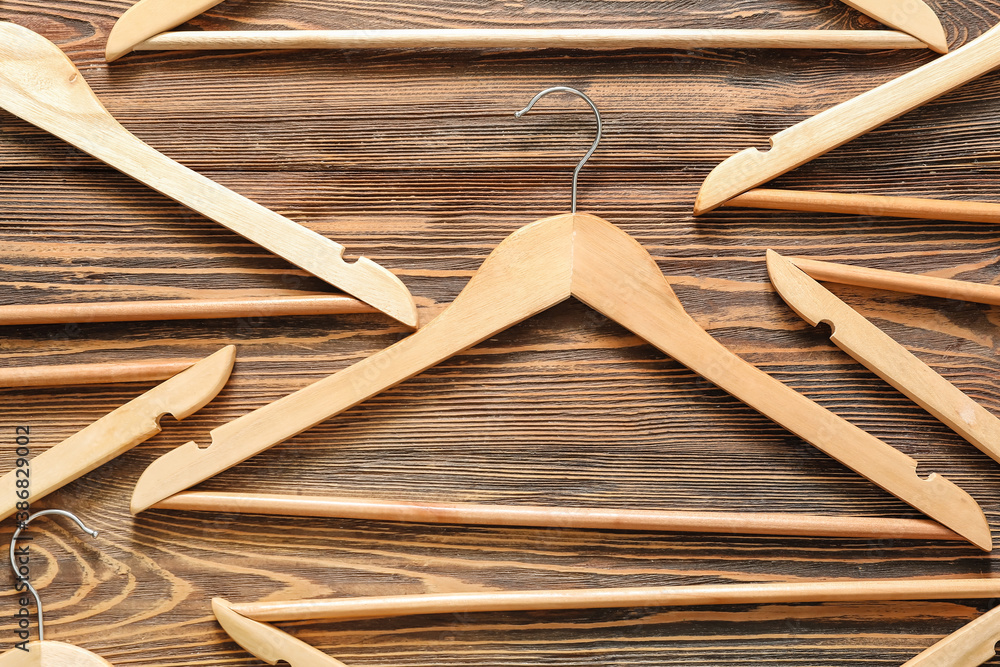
[0,346,235,523]
[901,604,1000,666]
[103,0,948,62]
[693,22,1000,216]
[154,489,966,542]
[213,579,1000,666]
[0,510,113,666]
[0,22,417,327]
[766,250,1000,465]
[131,88,992,550]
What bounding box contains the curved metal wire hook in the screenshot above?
[515,86,603,214]
[10,509,98,642]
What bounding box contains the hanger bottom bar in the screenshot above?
[135,29,930,52]
[0,359,194,388]
[153,491,963,541]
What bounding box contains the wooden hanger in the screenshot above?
[0,346,235,523]
[104,0,948,62]
[693,22,1000,216]
[0,22,417,327]
[901,604,1000,666]
[0,510,113,666]
[213,579,1000,666]
[131,88,992,550]
[766,250,1000,465]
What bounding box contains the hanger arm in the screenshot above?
[694,22,1000,214]
[840,0,947,53]
[902,605,1000,667]
[767,250,1000,464]
[725,189,1000,224]
[0,22,416,327]
[106,0,226,61]
[229,578,1000,623]
[0,346,234,522]
[570,214,990,550]
[214,599,347,667]
[130,214,578,513]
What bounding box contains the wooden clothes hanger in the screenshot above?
[901,604,1000,666]
[131,87,992,551]
[0,510,113,666]
[212,580,1000,666]
[693,21,1000,218]
[0,22,417,327]
[0,346,235,523]
[103,0,948,61]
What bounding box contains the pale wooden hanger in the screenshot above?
[766,250,1000,465]
[0,510,112,666]
[212,579,1000,666]
[0,346,235,523]
[694,22,1000,217]
[131,87,992,550]
[901,604,1000,666]
[103,0,948,62]
[0,22,417,327]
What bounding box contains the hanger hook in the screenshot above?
[10,509,98,642]
[515,86,603,214]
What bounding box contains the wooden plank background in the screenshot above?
[3,0,1000,664]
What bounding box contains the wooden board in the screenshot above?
[3,0,1000,665]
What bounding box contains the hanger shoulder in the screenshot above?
[902,605,1000,667]
[0,22,417,327]
[130,214,577,512]
[0,346,235,522]
[106,0,226,61]
[839,0,947,53]
[694,22,1000,214]
[570,214,990,550]
[214,598,348,667]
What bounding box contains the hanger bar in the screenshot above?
[694,22,1000,215]
[128,29,930,53]
[901,605,1000,666]
[0,22,417,327]
[0,294,375,326]
[0,346,234,522]
[153,490,965,541]
[787,257,1000,307]
[767,251,1000,465]
[0,358,195,389]
[726,189,1000,224]
[105,0,948,61]
[229,578,1000,622]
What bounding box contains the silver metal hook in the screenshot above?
[515,86,603,214]
[10,509,98,642]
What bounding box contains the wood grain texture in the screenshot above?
[4,0,1000,665]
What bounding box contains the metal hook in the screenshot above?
[10,509,98,642]
[515,86,603,214]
